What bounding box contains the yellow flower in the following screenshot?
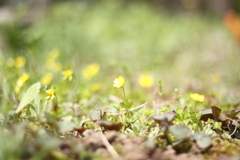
[45,59,55,70]
[48,49,59,60]
[113,76,126,88]
[138,74,154,88]
[45,49,62,71]
[46,61,62,72]
[82,63,100,79]
[45,88,55,100]
[190,93,205,102]
[15,73,29,93]
[16,73,29,86]
[41,72,53,85]
[14,56,26,68]
[62,69,73,81]
[91,83,101,92]
[15,86,21,94]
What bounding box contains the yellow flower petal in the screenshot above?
[113,76,126,88]
[48,49,59,60]
[138,74,154,88]
[91,83,101,92]
[14,86,21,93]
[15,73,29,93]
[14,56,26,68]
[190,93,205,102]
[41,72,53,85]
[82,63,100,79]
[62,69,73,81]
[45,88,55,100]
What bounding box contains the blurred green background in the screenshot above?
[0,0,240,101]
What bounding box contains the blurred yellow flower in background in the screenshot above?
[113,76,126,88]
[91,83,101,92]
[48,49,59,60]
[14,56,26,68]
[45,88,55,100]
[62,69,73,81]
[82,63,100,79]
[45,59,55,70]
[45,49,62,72]
[190,93,205,102]
[41,72,53,85]
[15,73,29,93]
[138,74,154,88]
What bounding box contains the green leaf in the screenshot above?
[169,125,192,141]
[226,109,240,119]
[15,82,41,114]
[200,109,213,122]
[96,119,123,131]
[234,130,240,139]
[89,109,105,122]
[58,121,77,133]
[151,114,168,127]
[211,106,221,121]
[106,107,118,115]
[152,112,176,127]
[164,112,177,124]
[193,133,212,150]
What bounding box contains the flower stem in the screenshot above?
[122,87,126,101]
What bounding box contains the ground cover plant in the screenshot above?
[1,1,240,160]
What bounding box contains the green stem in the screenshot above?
[122,87,126,101]
[122,86,128,131]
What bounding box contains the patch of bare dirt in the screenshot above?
[64,131,206,160]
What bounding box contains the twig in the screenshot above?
[129,102,147,112]
[99,132,122,159]
[80,118,90,127]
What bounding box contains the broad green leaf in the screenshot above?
[58,121,77,133]
[211,106,221,121]
[169,125,192,141]
[151,114,168,127]
[193,133,212,150]
[200,109,213,121]
[96,119,123,131]
[89,109,105,122]
[226,109,240,119]
[15,82,41,113]
[106,107,118,115]
[152,112,176,127]
[164,112,177,123]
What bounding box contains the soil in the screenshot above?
[58,131,226,160]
